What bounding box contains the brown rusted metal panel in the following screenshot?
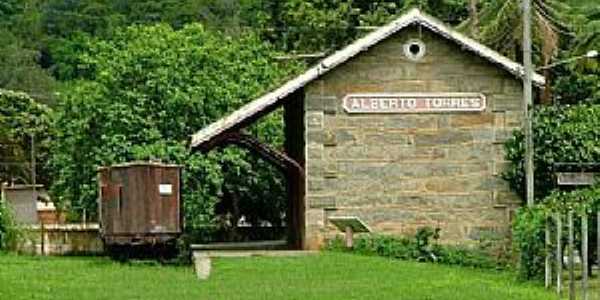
[98,162,182,245]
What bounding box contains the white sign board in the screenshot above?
[159,184,173,196]
[342,93,486,114]
[556,172,597,186]
[328,216,371,233]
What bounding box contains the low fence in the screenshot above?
[17,223,103,255]
[544,211,599,300]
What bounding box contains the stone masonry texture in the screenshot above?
[303,26,524,249]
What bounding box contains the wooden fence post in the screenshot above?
[581,213,588,300]
[40,221,45,256]
[568,210,575,300]
[545,217,551,288]
[556,213,562,295]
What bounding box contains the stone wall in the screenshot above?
[18,224,103,255]
[303,26,524,249]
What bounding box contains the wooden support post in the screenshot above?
[581,214,588,300]
[40,221,45,256]
[545,218,552,288]
[345,226,354,249]
[568,210,575,300]
[556,213,562,295]
[597,212,600,276]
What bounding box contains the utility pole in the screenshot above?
[31,133,36,193]
[523,0,534,207]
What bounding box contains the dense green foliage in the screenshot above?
[553,62,600,105]
[512,207,547,280]
[0,30,56,103]
[0,90,51,185]
[551,2,600,105]
[0,0,596,102]
[48,24,302,232]
[460,0,571,62]
[543,185,600,214]
[512,186,600,280]
[246,0,469,53]
[0,1,474,83]
[327,228,506,269]
[503,105,600,200]
[0,201,20,250]
[0,253,558,300]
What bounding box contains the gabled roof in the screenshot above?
[191,8,545,148]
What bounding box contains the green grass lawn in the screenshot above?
[0,252,558,300]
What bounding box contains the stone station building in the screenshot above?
[190,9,545,250]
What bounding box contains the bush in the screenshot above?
[511,187,600,281]
[0,200,20,250]
[437,244,506,269]
[48,23,303,232]
[503,104,600,201]
[327,227,504,270]
[512,207,547,280]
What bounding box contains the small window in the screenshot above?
[404,39,426,61]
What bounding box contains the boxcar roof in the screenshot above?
[190,8,545,149]
[97,161,182,170]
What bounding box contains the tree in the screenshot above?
[248,0,469,53]
[0,0,56,103]
[504,105,600,201]
[0,30,56,104]
[458,0,575,104]
[49,24,303,236]
[468,0,479,37]
[461,0,571,61]
[551,4,600,105]
[0,0,22,24]
[0,89,51,186]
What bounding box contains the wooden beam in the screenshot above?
[545,218,552,288]
[210,132,303,174]
[556,213,562,295]
[581,214,589,300]
[568,211,575,300]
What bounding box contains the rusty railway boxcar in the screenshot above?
[98,162,182,246]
